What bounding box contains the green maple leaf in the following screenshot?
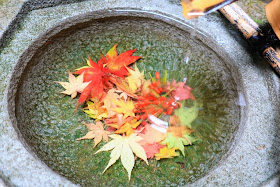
[174,101,202,128]
[160,133,195,156]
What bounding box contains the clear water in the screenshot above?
[15,17,243,186]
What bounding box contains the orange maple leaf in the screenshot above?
[105,114,134,129]
[115,119,141,136]
[139,124,166,144]
[76,121,111,147]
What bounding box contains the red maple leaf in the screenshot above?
[141,143,165,159]
[74,56,104,81]
[77,73,104,106]
[104,44,141,77]
[74,56,105,106]
[73,45,141,107]
[174,81,195,101]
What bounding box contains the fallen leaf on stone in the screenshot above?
[257,145,265,150]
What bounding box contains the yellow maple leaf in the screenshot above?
[101,89,129,117]
[84,101,108,120]
[76,121,111,147]
[101,89,120,117]
[106,114,136,129]
[55,71,90,99]
[115,119,141,136]
[112,99,135,119]
[154,147,180,160]
[141,79,151,96]
[95,133,148,180]
[125,65,145,93]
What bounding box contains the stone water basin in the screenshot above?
[7,9,246,186]
[1,0,279,186]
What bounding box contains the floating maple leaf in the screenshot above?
[174,101,202,128]
[73,56,105,106]
[174,81,195,101]
[101,89,120,117]
[139,124,166,144]
[101,89,129,117]
[109,76,137,98]
[141,143,164,159]
[74,56,104,82]
[73,45,140,106]
[55,71,90,99]
[76,121,111,147]
[112,99,135,119]
[160,132,195,156]
[154,146,180,160]
[77,72,104,107]
[115,119,141,136]
[83,101,108,120]
[125,65,145,93]
[105,114,134,129]
[104,44,141,77]
[95,133,148,180]
[141,79,152,96]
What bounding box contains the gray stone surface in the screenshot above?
[0,0,279,186]
[262,173,280,187]
[0,0,26,37]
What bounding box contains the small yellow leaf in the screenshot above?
[154,147,180,160]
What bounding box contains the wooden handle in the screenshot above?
[263,47,280,74]
[219,4,259,38]
[219,2,280,76]
[230,3,260,31]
